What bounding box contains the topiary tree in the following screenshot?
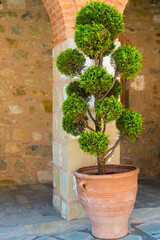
[56,0,143,175]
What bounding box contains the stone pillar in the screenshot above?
[52,38,120,220]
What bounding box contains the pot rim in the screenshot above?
[74,164,139,180]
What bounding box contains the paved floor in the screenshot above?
[0,177,160,240]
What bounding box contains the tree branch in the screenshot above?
[82,117,95,132]
[104,139,120,161]
[103,69,119,98]
[103,121,106,133]
[87,109,95,124]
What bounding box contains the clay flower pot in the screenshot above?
[74,164,139,239]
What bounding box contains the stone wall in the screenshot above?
[0,0,53,184]
[120,0,160,176]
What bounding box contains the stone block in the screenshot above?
[28,24,41,38]
[20,117,32,126]
[37,117,50,127]
[18,173,35,184]
[32,89,48,96]
[57,231,93,240]
[45,129,52,142]
[31,159,44,168]
[5,101,24,115]
[5,38,19,48]
[5,143,20,154]
[37,170,52,183]
[28,106,36,114]
[53,194,61,213]
[0,80,9,97]
[42,49,52,57]
[20,69,34,76]
[14,160,26,171]
[13,50,28,60]
[22,40,36,48]
[41,100,52,113]
[0,12,17,20]
[24,145,52,157]
[0,68,15,77]
[0,129,4,139]
[32,131,42,141]
[53,87,61,112]
[13,86,26,96]
[0,25,5,33]
[7,0,26,9]
[13,129,28,141]
[0,157,7,171]
[10,24,23,36]
[53,167,60,189]
[21,11,33,22]
[0,117,15,126]
[25,79,42,86]
[53,142,62,167]
[61,201,86,220]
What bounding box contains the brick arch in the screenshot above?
[42,0,129,46]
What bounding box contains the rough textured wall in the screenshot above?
[0,0,53,184]
[120,0,160,176]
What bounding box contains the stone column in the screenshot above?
[52,38,120,220]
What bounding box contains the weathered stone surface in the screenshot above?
[35,12,42,22]
[5,143,20,154]
[32,132,42,141]
[0,68,15,77]
[29,106,36,114]
[0,12,17,20]
[20,69,34,76]
[150,148,160,157]
[0,129,4,138]
[25,79,42,85]
[20,117,32,126]
[13,86,26,96]
[0,179,15,185]
[0,25,5,32]
[34,60,43,68]
[0,157,7,171]
[46,129,52,142]
[21,11,33,22]
[5,38,19,48]
[13,129,28,141]
[10,24,23,36]
[42,72,52,81]
[53,168,60,189]
[30,0,43,6]
[31,159,44,168]
[150,68,160,74]
[14,160,26,171]
[37,170,52,183]
[28,24,41,38]
[42,49,52,57]
[18,173,35,184]
[32,89,48,96]
[41,100,52,113]
[145,128,156,136]
[37,117,50,126]
[22,40,36,48]
[13,50,28,60]
[7,0,26,9]
[5,101,24,115]
[0,80,9,97]
[24,145,52,157]
[53,87,61,111]
[0,117,15,126]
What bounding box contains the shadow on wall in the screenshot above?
[120,0,160,176]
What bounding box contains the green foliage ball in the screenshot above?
[66,80,91,101]
[62,93,88,121]
[63,115,87,136]
[95,96,124,123]
[56,48,86,77]
[78,130,109,155]
[75,0,124,39]
[107,80,122,99]
[75,24,112,57]
[80,65,113,97]
[112,45,142,79]
[116,109,143,142]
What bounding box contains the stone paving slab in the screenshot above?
[0,178,160,240]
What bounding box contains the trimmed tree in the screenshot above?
[56,0,143,175]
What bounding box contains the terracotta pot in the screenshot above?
[74,164,139,239]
